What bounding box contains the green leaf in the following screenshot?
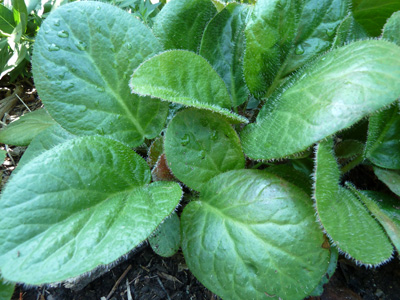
[11,0,27,33]
[365,104,400,169]
[32,1,168,147]
[265,164,312,196]
[0,136,182,284]
[152,0,217,52]
[314,139,393,265]
[352,0,400,36]
[16,124,75,171]
[331,12,368,48]
[130,50,247,123]
[0,278,14,300]
[373,167,400,197]
[164,108,245,191]
[244,0,349,97]
[181,169,330,300]
[0,4,16,36]
[241,40,400,160]
[0,149,7,163]
[309,246,339,297]
[350,190,400,253]
[0,109,56,146]
[335,139,364,159]
[383,11,400,46]
[199,3,251,107]
[149,212,181,257]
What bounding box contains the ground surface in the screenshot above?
[2,83,400,300]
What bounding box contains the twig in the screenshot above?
[106,265,132,300]
[0,86,23,119]
[156,276,171,300]
[16,94,31,112]
[126,278,133,300]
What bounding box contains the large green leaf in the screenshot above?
[16,124,75,171]
[373,167,400,197]
[352,0,400,36]
[152,0,217,52]
[32,1,168,147]
[0,136,182,284]
[130,50,247,123]
[0,109,56,146]
[199,3,251,107]
[164,108,245,191]
[0,279,14,300]
[365,104,400,169]
[241,40,400,160]
[0,4,15,36]
[350,190,400,253]
[244,0,349,97]
[314,139,393,265]
[181,169,330,300]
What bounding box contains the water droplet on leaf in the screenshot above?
[54,19,60,26]
[199,150,206,159]
[211,131,218,140]
[181,134,190,146]
[48,44,60,51]
[126,43,132,50]
[295,44,304,55]
[57,30,69,38]
[75,41,87,51]
[325,28,335,37]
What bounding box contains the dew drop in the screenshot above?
[58,72,66,79]
[211,130,218,141]
[96,5,101,10]
[295,44,304,55]
[77,105,87,112]
[180,134,190,146]
[325,28,335,37]
[199,150,206,159]
[126,43,132,50]
[57,30,69,38]
[75,41,87,51]
[48,44,60,51]
[54,19,60,26]
[63,82,74,91]
[96,86,105,92]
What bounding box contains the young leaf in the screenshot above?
[352,0,400,36]
[331,12,368,48]
[382,11,400,46]
[130,50,247,123]
[365,104,400,169]
[181,169,330,300]
[314,139,393,265]
[373,167,400,197]
[0,109,56,146]
[0,4,16,36]
[32,1,168,147]
[11,0,27,33]
[152,0,217,52]
[0,136,182,284]
[349,189,400,253]
[164,108,245,191]
[0,279,14,300]
[244,0,349,97]
[241,40,400,160]
[16,124,75,171]
[199,3,251,107]
[149,212,181,257]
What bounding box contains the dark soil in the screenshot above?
[9,245,400,300]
